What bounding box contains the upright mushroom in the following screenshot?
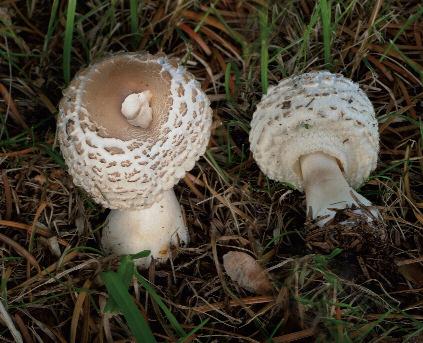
[58,52,212,267]
[249,71,382,232]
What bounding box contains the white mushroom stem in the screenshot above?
[101,189,188,268]
[121,91,153,128]
[300,152,379,226]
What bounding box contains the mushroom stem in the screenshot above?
[299,152,379,226]
[121,91,153,128]
[101,189,188,268]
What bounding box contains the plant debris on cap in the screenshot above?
[58,52,212,209]
[249,71,379,190]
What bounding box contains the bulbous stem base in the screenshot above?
[101,189,188,268]
[300,152,379,226]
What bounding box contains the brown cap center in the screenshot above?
[81,55,172,141]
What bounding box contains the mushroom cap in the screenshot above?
[58,52,212,209]
[249,71,379,191]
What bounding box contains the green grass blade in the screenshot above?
[356,311,391,341]
[135,272,186,337]
[299,4,320,66]
[63,0,77,84]
[224,62,232,101]
[130,0,140,49]
[42,0,59,56]
[258,5,269,94]
[204,150,230,184]
[117,256,136,287]
[116,252,150,286]
[225,62,241,102]
[193,5,213,32]
[269,40,300,64]
[108,0,117,30]
[387,40,423,81]
[380,6,423,62]
[226,123,233,164]
[332,0,358,27]
[75,3,109,24]
[102,271,157,343]
[208,4,247,49]
[37,144,66,168]
[320,0,332,67]
[224,62,240,103]
[177,319,209,343]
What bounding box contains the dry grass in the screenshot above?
[0,0,422,342]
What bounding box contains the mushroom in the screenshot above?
[58,52,212,267]
[249,71,381,228]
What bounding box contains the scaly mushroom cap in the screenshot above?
[249,71,379,191]
[58,52,212,209]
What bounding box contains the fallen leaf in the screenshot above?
[223,251,272,294]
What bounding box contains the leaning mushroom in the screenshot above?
[249,71,381,229]
[58,52,212,267]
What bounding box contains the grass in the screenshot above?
[0,0,423,342]
[102,271,156,342]
[379,5,423,62]
[103,252,209,342]
[42,0,59,57]
[63,0,77,84]
[101,252,156,343]
[388,41,423,81]
[129,0,140,49]
[258,4,270,94]
[319,0,332,68]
